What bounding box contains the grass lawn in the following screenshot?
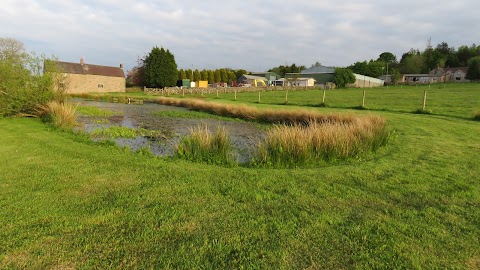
[1,84,480,268]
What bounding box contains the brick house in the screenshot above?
[49,59,126,93]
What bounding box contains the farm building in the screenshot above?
[274,78,316,87]
[402,74,444,84]
[349,74,384,88]
[430,66,469,82]
[249,72,281,85]
[47,59,125,93]
[238,74,267,87]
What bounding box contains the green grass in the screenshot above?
[2,86,480,268]
[91,126,166,139]
[76,105,117,117]
[87,83,480,119]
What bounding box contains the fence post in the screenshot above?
[422,90,427,111]
[362,90,366,108]
[322,89,326,104]
[285,89,288,104]
[258,90,261,103]
[234,89,237,101]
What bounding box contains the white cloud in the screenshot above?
[1,0,480,71]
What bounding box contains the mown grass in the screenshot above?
[175,124,236,166]
[1,114,479,269]
[254,116,389,167]
[2,86,480,268]
[86,83,479,119]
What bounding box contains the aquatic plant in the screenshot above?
[175,124,236,166]
[253,116,389,167]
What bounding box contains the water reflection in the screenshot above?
[73,99,265,163]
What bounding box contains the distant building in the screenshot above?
[349,74,384,88]
[402,66,469,84]
[238,74,267,87]
[249,72,280,85]
[274,77,316,87]
[47,59,125,93]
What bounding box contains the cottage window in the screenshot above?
[456,77,461,81]
[98,84,104,88]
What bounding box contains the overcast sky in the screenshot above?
[2,0,479,72]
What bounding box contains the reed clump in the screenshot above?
[253,116,389,167]
[36,101,77,128]
[175,124,236,166]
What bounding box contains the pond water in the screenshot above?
[73,99,266,163]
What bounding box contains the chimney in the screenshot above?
[80,57,84,65]
[120,64,123,69]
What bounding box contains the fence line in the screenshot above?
[144,86,317,95]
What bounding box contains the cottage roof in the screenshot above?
[49,61,125,78]
[443,67,468,74]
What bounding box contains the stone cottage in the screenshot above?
[48,59,125,93]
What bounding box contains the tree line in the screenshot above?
[348,41,480,82]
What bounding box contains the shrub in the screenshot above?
[253,116,389,167]
[36,101,77,128]
[0,54,60,116]
[175,124,236,166]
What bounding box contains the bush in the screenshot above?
[0,53,59,116]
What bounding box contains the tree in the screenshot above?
[214,69,221,83]
[235,69,247,79]
[310,61,322,68]
[193,69,201,82]
[0,37,25,61]
[389,68,402,84]
[143,46,178,88]
[186,69,193,81]
[179,69,187,80]
[466,56,480,80]
[207,70,214,84]
[1,38,58,116]
[220,69,228,82]
[378,52,397,64]
[228,71,237,83]
[400,54,424,74]
[201,69,208,81]
[333,68,356,88]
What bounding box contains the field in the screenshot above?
[1,83,480,269]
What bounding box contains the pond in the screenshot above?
[73,99,266,163]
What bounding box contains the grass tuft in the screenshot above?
[175,124,237,166]
[474,111,480,121]
[36,101,77,128]
[253,116,389,167]
[414,108,432,114]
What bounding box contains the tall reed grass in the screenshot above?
[253,116,389,167]
[36,101,77,128]
[175,124,236,166]
[153,97,357,125]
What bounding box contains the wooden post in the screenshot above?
[362,89,366,108]
[182,88,185,97]
[258,90,261,103]
[285,89,288,103]
[422,90,427,111]
[322,89,326,103]
[201,88,204,97]
[234,89,237,101]
[216,88,219,98]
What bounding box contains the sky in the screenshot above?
[2,0,479,73]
